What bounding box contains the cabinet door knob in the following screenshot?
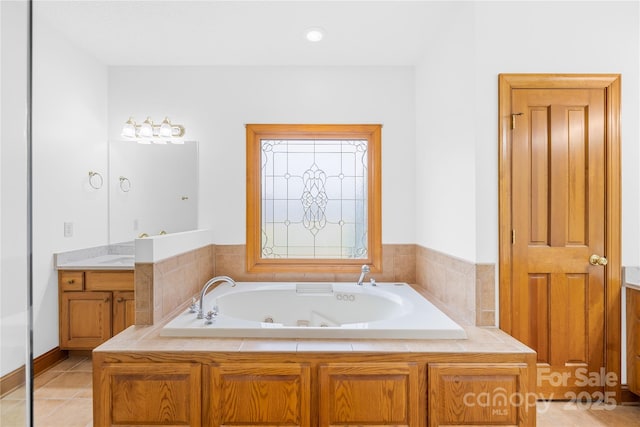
[67,279,75,284]
[116,298,124,303]
[104,297,110,302]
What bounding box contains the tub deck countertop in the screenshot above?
[94,321,534,355]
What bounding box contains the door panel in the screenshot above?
[510,87,606,398]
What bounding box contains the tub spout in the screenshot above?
[356,264,370,286]
[197,276,236,319]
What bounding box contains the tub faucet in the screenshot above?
[356,264,370,286]
[197,276,236,319]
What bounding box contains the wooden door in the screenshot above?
[499,74,621,400]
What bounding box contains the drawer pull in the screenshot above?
[67,279,75,284]
[116,297,124,303]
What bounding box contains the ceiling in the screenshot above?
[34,0,453,66]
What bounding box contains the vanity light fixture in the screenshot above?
[305,27,325,42]
[121,116,186,143]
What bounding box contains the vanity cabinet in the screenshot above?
[628,287,640,396]
[58,270,134,350]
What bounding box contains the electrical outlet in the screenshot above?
[64,222,73,237]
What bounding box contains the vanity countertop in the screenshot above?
[56,254,134,271]
[624,267,640,292]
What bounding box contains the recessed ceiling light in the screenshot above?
[305,28,325,42]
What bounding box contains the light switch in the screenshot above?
[64,222,73,237]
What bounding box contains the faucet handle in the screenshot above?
[204,309,218,325]
[188,297,198,313]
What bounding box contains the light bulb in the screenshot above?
[121,117,137,138]
[139,117,154,138]
[306,28,324,42]
[159,117,172,137]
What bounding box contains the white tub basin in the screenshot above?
[161,282,467,340]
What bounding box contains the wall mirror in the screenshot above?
[108,140,199,243]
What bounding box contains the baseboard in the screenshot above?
[0,347,68,398]
[621,385,640,404]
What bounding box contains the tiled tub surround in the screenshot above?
[134,243,494,327]
[213,244,496,325]
[135,245,214,325]
[416,246,496,326]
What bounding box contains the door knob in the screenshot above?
[589,254,608,266]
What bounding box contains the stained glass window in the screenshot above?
[261,139,368,259]
[246,124,381,273]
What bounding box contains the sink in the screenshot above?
[98,256,134,265]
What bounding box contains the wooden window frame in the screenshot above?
[246,124,382,273]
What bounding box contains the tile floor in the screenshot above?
[1,355,639,426]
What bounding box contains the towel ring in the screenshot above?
[88,171,103,189]
[119,176,131,192]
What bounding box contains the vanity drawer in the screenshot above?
[59,271,84,291]
[86,271,134,291]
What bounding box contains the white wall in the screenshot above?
[108,66,417,245]
[415,1,477,262]
[0,0,29,377]
[416,1,640,265]
[32,19,109,357]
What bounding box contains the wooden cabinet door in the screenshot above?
[628,288,640,396]
[318,362,420,427]
[112,291,135,336]
[205,363,311,427]
[94,362,201,427]
[428,363,533,427]
[60,291,112,349]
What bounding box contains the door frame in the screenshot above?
[498,74,622,398]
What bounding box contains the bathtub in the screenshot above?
[161,282,467,339]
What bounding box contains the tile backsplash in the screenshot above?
[134,243,495,326]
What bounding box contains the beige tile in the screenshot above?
[34,369,63,388]
[351,341,410,352]
[239,340,298,352]
[33,398,67,419]
[2,385,26,400]
[34,372,93,399]
[49,357,87,372]
[44,398,93,427]
[296,341,353,352]
[0,399,26,426]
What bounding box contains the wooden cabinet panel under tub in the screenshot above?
[318,362,421,426]
[94,362,202,426]
[428,363,533,427]
[92,349,537,426]
[205,363,311,426]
